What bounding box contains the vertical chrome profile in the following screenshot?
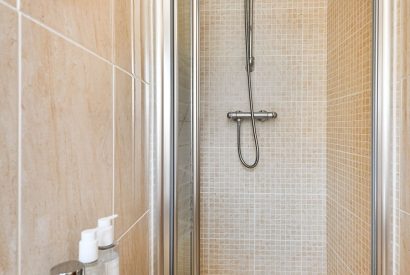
[150,0,164,271]
[372,0,393,274]
[155,0,199,273]
[372,0,380,273]
[371,0,381,275]
[151,0,166,273]
[157,0,174,273]
[192,0,200,273]
[172,0,178,273]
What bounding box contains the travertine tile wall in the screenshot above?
[327,1,373,274]
[393,0,410,274]
[0,4,18,274]
[0,0,151,274]
[200,0,328,273]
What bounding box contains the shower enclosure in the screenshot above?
[150,0,397,274]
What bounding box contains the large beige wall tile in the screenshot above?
[134,83,148,219]
[401,79,410,213]
[114,69,134,235]
[399,2,410,274]
[3,0,16,7]
[115,73,147,237]
[400,212,410,274]
[21,19,113,274]
[0,5,18,275]
[21,0,112,60]
[134,0,151,83]
[118,214,149,274]
[115,0,132,72]
[401,0,410,77]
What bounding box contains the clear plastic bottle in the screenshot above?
[83,261,102,275]
[78,228,103,275]
[97,215,119,275]
[99,244,119,275]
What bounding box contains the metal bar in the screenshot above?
[372,0,394,274]
[172,0,178,272]
[161,0,174,273]
[372,0,380,273]
[192,0,201,273]
[227,111,277,121]
[151,0,163,273]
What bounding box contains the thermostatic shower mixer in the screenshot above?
[227,110,277,122]
[227,109,277,169]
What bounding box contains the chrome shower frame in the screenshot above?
[372,0,394,274]
[151,0,200,274]
[151,0,387,273]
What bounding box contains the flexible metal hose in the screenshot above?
[237,0,259,168]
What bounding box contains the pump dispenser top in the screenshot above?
[78,228,98,264]
[97,214,118,248]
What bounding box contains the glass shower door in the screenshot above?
[175,0,194,273]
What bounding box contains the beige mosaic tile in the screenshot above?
[327,0,373,274]
[200,0,327,273]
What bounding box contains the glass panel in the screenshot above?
[175,0,193,273]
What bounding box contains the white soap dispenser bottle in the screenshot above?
[97,215,119,275]
[78,228,103,275]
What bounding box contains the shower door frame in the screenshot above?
[372,0,394,274]
[153,0,390,274]
[152,0,200,274]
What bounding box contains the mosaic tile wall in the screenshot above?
[327,1,373,274]
[200,0,328,273]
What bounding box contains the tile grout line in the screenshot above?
[0,0,15,10]
[324,3,329,269]
[132,77,136,224]
[112,69,116,215]
[111,0,116,215]
[326,196,369,224]
[117,209,150,241]
[399,209,410,216]
[17,0,22,274]
[300,5,305,273]
[4,4,143,83]
[328,245,354,275]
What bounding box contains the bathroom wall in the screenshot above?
[200,0,328,273]
[393,0,410,273]
[326,1,373,274]
[0,0,151,274]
